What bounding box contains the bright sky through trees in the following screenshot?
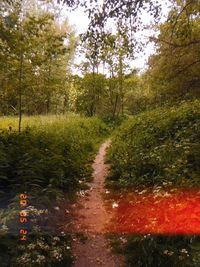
[60,0,171,73]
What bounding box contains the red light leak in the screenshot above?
[105,187,200,235]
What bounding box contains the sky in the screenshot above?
[60,1,171,74]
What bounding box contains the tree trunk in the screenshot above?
[18,52,23,133]
[118,52,124,116]
[18,19,24,133]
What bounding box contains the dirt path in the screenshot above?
[72,140,125,267]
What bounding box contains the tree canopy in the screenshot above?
[0,0,76,119]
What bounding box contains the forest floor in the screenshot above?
[70,140,125,267]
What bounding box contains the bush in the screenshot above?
[0,116,108,205]
[107,100,200,187]
[0,115,108,267]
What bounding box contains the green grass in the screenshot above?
[0,114,79,131]
[107,99,200,187]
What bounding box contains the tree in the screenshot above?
[74,73,106,116]
[100,29,130,117]
[0,0,76,126]
[146,0,200,101]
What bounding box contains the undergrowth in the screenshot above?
[107,99,200,188]
[0,115,109,266]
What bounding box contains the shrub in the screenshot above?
[0,116,109,205]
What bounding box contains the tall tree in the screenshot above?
[0,0,76,123]
[147,0,200,101]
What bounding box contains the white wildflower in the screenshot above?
[53,237,60,241]
[163,249,174,256]
[138,189,147,195]
[1,224,8,230]
[35,255,45,264]
[79,190,85,197]
[51,250,63,261]
[27,244,36,250]
[180,249,188,254]
[163,250,169,255]
[112,202,118,208]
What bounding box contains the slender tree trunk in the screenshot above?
[46,64,51,114]
[18,17,24,133]
[92,63,96,116]
[63,92,68,114]
[118,52,124,115]
[103,60,105,75]
[18,52,23,133]
[112,95,118,118]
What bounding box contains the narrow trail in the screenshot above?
[72,140,125,267]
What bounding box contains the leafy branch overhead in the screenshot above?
[61,0,162,55]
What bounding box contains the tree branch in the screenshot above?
[150,36,200,48]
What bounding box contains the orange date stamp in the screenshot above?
[19,193,28,241]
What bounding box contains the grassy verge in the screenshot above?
[107,99,200,188]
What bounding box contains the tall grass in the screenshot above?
[0,113,79,130]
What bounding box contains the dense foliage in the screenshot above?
[0,115,108,266]
[122,235,200,267]
[107,100,200,187]
[147,1,200,102]
[62,0,162,55]
[0,234,73,267]
[0,0,76,117]
[0,115,108,205]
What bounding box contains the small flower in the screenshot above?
[180,249,188,254]
[35,255,45,264]
[79,190,85,197]
[27,244,36,250]
[51,250,63,261]
[163,249,174,256]
[53,237,60,241]
[138,190,147,195]
[1,224,8,230]
[112,202,118,208]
